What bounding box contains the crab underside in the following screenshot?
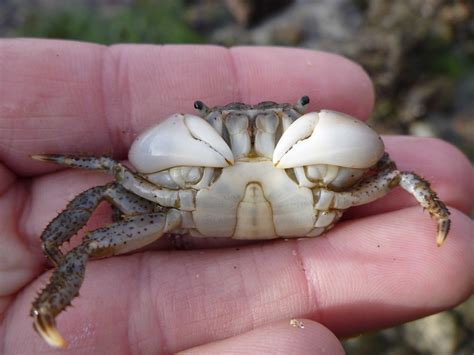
[30,96,450,348]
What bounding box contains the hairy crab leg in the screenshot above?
[41,182,156,266]
[314,155,450,246]
[106,183,159,221]
[31,155,194,210]
[32,210,181,348]
[398,172,450,246]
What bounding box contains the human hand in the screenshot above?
[0,40,472,354]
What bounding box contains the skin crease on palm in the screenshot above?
[0,39,472,354]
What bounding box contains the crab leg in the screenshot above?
[32,154,195,210]
[32,210,181,348]
[41,182,156,266]
[315,155,450,246]
[398,172,450,246]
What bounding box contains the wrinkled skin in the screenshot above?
[0,40,473,354]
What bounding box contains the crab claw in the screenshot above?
[129,113,234,173]
[273,111,384,169]
[32,308,67,348]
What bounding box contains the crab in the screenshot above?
[30,96,450,348]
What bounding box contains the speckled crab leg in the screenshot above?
[398,172,450,246]
[31,154,195,210]
[41,182,157,266]
[32,209,181,348]
[315,154,450,246]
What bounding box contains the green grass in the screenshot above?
[16,0,203,44]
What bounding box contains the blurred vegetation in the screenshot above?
[14,0,203,44]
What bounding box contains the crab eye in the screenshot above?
[273,110,384,169]
[129,114,234,173]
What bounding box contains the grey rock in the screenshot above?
[402,312,459,355]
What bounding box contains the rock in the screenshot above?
[402,312,459,355]
[213,0,362,47]
[225,0,295,27]
[409,121,438,137]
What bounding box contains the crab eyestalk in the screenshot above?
[295,95,310,113]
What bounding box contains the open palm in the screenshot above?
[0,40,473,354]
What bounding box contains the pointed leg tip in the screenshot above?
[32,309,68,348]
[31,154,63,163]
[31,154,49,161]
[436,233,447,247]
[44,330,68,349]
[436,218,450,247]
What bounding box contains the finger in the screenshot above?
[0,39,374,175]
[0,40,372,296]
[4,207,472,353]
[0,165,42,316]
[179,319,344,355]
